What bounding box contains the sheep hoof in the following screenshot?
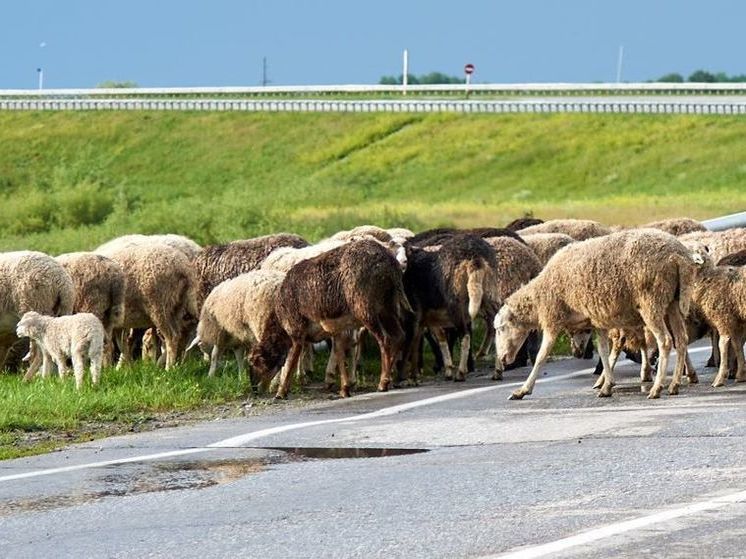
[509,390,526,400]
[667,384,679,396]
[598,387,612,398]
[686,373,698,384]
[592,380,603,390]
[340,386,351,398]
[454,372,466,382]
[377,382,390,392]
[647,386,662,399]
[711,379,725,388]
[491,370,503,381]
[274,393,287,401]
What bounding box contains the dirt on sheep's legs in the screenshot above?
[712,334,732,387]
[666,307,689,395]
[275,343,303,400]
[510,331,556,400]
[596,331,615,397]
[647,321,673,399]
[455,333,470,382]
[433,328,455,380]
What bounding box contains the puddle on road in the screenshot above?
[1,447,428,515]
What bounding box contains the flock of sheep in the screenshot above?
[5,217,746,402]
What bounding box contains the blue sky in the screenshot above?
[2,0,745,88]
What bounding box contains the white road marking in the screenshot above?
[0,367,595,483]
[0,346,711,483]
[492,487,746,558]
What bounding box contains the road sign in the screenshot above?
[464,63,475,75]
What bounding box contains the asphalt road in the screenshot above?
[2,343,745,558]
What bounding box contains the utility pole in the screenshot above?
[402,49,409,95]
[616,45,624,83]
[262,56,269,87]
[37,67,44,90]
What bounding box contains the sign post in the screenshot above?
[464,63,475,98]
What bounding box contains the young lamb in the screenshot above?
[250,239,412,399]
[494,229,699,400]
[192,233,308,304]
[517,219,612,241]
[17,311,104,390]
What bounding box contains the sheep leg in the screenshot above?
[53,352,69,379]
[455,333,470,382]
[162,330,180,371]
[646,319,673,399]
[324,341,337,391]
[90,350,103,385]
[733,335,746,382]
[666,306,689,396]
[115,329,131,369]
[510,331,557,400]
[706,330,720,368]
[349,328,364,388]
[712,333,732,387]
[728,338,741,380]
[433,328,455,380]
[334,336,352,398]
[71,352,86,391]
[303,343,314,385]
[684,351,698,384]
[596,331,616,397]
[208,345,221,377]
[275,342,303,400]
[233,347,245,379]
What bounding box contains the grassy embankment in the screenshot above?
[0,110,745,458]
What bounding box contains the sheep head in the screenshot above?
[493,305,531,372]
[16,311,44,339]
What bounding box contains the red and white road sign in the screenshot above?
[464,63,475,75]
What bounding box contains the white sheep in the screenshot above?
[17,311,105,390]
[95,233,202,260]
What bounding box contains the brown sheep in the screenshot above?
[494,230,699,400]
[408,227,525,248]
[100,245,199,369]
[55,252,126,363]
[518,219,612,241]
[519,232,576,267]
[250,239,412,399]
[504,217,544,231]
[680,229,746,263]
[642,217,707,236]
[192,233,308,304]
[717,249,746,267]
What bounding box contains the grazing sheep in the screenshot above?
[0,251,75,375]
[386,227,415,243]
[519,232,577,267]
[99,244,199,369]
[96,233,202,259]
[190,270,285,378]
[642,217,706,236]
[192,233,308,304]
[17,311,104,390]
[494,229,699,400]
[401,235,498,383]
[518,219,612,241]
[260,240,347,273]
[680,229,746,263]
[717,249,746,267]
[505,217,544,231]
[55,252,125,362]
[250,239,411,399]
[408,227,525,247]
[331,225,393,242]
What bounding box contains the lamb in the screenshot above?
[519,232,576,267]
[250,239,412,399]
[642,217,706,236]
[401,234,498,383]
[97,244,199,369]
[505,217,544,231]
[494,229,699,399]
[17,311,104,390]
[189,270,285,378]
[55,252,126,362]
[192,233,308,304]
[95,233,202,259]
[517,219,612,241]
[0,251,75,374]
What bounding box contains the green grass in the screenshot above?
[0,111,745,254]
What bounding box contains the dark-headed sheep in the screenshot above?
[505,217,544,231]
[250,239,411,399]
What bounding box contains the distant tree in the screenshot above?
[378,72,464,85]
[656,73,684,83]
[687,70,716,83]
[96,80,138,88]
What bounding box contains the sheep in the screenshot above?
[679,228,746,263]
[718,249,746,267]
[400,234,498,383]
[0,251,75,375]
[505,217,544,231]
[95,233,202,260]
[97,244,199,369]
[517,219,612,241]
[192,233,308,304]
[260,240,348,273]
[331,225,393,242]
[494,229,699,400]
[386,227,415,243]
[642,217,707,236]
[408,227,525,248]
[250,239,412,399]
[519,232,577,267]
[55,252,125,363]
[189,270,285,378]
[17,311,104,390]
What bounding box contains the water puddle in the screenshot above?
[0,447,428,515]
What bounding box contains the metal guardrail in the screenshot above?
[4,82,746,99]
[3,98,746,114]
[702,211,746,231]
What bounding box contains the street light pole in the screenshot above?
[37,67,44,90]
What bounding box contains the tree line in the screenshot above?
[656,70,746,83]
[379,72,465,85]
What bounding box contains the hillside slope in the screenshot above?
[1,111,744,252]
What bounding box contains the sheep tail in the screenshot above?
[467,259,487,320]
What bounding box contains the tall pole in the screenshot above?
[37,67,44,90]
[616,45,624,83]
[262,56,268,87]
[402,49,409,96]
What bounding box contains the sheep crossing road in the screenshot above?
[2,344,746,558]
